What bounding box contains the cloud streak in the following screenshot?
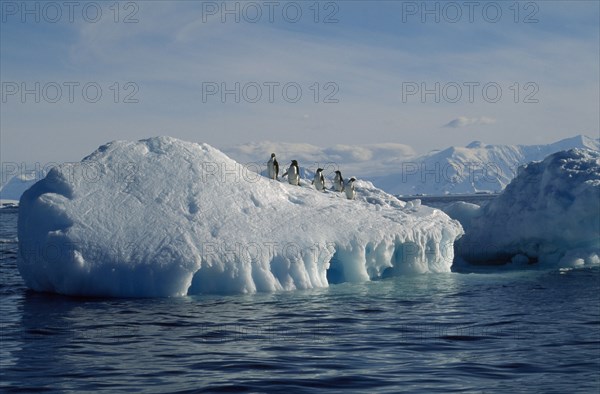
[443,116,497,128]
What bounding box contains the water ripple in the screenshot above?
[1,209,599,392]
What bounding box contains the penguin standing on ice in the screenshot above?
[312,168,326,191]
[333,170,344,192]
[267,153,279,180]
[282,160,300,186]
[345,177,357,200]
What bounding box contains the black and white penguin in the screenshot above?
[312,168,326,191]
[282,160,300,186]
[333,170,344,192]
[267,153,279,180]
[345,177,357,200]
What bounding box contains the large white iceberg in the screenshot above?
[454,149,600,267]
[17,137,463,297]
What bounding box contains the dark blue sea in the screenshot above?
[1,207,599,393]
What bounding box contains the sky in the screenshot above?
[1,0,599,166]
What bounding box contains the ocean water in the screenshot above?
[1,207,599,393]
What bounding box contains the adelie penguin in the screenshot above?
[333,170,344,192]
[282,160,300,186]
[312,168,326,191]
[345,177,357,200]
[267,153,279,180]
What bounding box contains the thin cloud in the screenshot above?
[443,116,496,128]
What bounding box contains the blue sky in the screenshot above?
[1,0,599,164]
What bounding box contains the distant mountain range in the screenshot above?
[370,135,600,195]
[2,135,599,201]
[226,135,599,196]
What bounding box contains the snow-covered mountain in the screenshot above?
[370,135,600,195]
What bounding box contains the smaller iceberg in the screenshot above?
[453,149,600,267]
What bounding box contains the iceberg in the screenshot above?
[455,149,600,267]
[17,137,463,298]
[0,172,38,201]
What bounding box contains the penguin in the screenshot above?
[312,168,326,191]
[282,160,300,186]
[267,153,279,180]
[333,170,344,192]
[345,177,357,200]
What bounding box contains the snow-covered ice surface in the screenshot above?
[453,149,600,268]
[441,201,482,234]
[17,137,463,298]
